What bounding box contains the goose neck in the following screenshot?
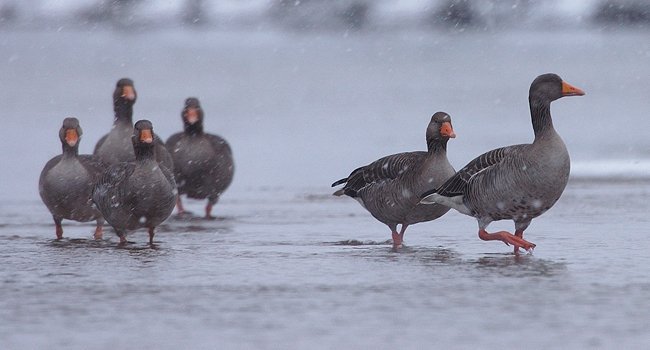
[184,123,204,135]
[114,102,133,125]
[427,138,448,154]
[134,145,155,161]
[61,143,79,158]
[529,98,555,140]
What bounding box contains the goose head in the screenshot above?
[132,120,155,159]
[59,117,82,150]
[113,78,137,107]
[182,97,204,133]
[529,73,585,103]
[426,111,456,151]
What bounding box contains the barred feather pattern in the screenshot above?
[333,150,455,227]
[465,140,569,227]
[39,144,105,224]
[93,159,177,232]
[430,146,514,198]
[339,152,422,198]
[332,111,457,232]
[166,132,234,204]
[93,124,177,236]
[422,74,578,236]
[426,136,569,229]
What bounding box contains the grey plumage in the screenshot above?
[332,112,457,249]
[93,78,174,171]
[39,117,105,239]
[165,97,234,219]
[93,120,177,244]
[421,73,585,253]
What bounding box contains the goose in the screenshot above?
[165,98,234,219]
[93,78,174,170]
[93,120,177,244]
[421,73,584,254]
[39,117,105,239]
[332,112,457,250]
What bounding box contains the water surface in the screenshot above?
[2,179,650,349]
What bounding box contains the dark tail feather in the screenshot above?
[331,178,348,187]
[420,187,439,199]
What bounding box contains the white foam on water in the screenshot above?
[572,159,650,179]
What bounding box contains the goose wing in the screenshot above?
[92,162,136,211]
[78,155,108,180]
[205,134,233,158]
[93,134,109,154]
[165,132,184,151]
[333,152,425,197]
[426,145,525,198]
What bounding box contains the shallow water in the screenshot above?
[2,178,650,349]
[1,28,650,349]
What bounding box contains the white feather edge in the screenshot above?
[420,193,472,216]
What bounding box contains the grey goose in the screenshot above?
[165,98,234,219]
[332,112,457,250]
[39,117,105,239]
[93,120,177,244]
[421,73,585,254]
[93,78,174,171]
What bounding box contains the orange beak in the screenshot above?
[140,129,153,143]
[122,85,136,100]
[561,80,585,96]
[440,121,456,138]
[65,129,78,147]
[185,108,199,125]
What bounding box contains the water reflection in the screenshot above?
[45,237,115,249]
[45,238,161,252]
[419,247,460,265]
[337,241,566,278]
[43,236,169,260]
[331,239,392,246]
[338,243,462,265]
[470,254,567,278]
[160,216,235,234]
[169,213,235,222]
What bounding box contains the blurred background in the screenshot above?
[2,0,649,31]
[1,0,649,200]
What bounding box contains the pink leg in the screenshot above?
[392,230,402,250]
[148,227,155,244]
[391,224,408,250]
[513,229,524,255]
[176,197,186,215]
[94,224,103,240]
[478,229,535,252]
[205,202,215,220]
[54,217,63,239]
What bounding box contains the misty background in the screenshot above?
[2,0,649,30]
[1,0,649,201]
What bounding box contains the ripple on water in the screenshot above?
[470,254,568,278]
